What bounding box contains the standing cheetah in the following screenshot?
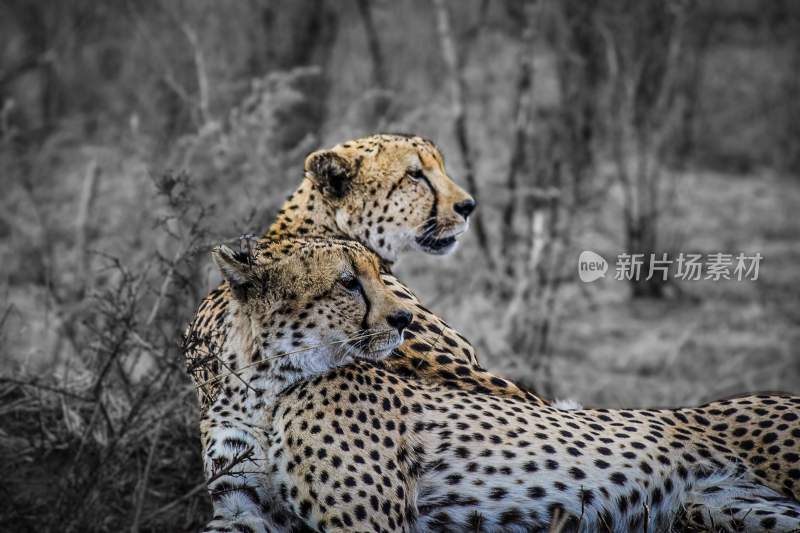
[203,237,800,533]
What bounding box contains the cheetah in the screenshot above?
[187,135,542,529]
[204,237,800,533]
[185,134,541,411]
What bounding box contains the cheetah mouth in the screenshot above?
[350,331,403,360]
[418,235,457,253]
[415,225,465,254]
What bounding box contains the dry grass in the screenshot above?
[0,172,214,532]
[0,374,206,532]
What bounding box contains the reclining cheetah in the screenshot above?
[205,237,800,533]
[186,135,544,530]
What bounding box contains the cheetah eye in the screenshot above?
[339,272,361,292]
[406,168,425,181]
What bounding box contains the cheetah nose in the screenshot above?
[386,310,413,333]
[453,198,476,220]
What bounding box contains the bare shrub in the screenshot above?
[0,66,322,530]
[0,171,210,532]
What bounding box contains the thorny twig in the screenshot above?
[130,415,166,533]
[140,445,259,525]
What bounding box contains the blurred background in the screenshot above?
[1,0,798,530]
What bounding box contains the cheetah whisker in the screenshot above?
[194,329,394,390]
[411,216,439,233]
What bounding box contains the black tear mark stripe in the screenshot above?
[385,178,403,200]
[359,283,371,332]
[420,176,438,231]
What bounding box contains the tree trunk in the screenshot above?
[355,0,387,90]
[433,0,495,269]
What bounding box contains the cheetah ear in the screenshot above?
[212,245,255,298]
[304,150,355,198]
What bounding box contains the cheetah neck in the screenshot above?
[263,179,340,242]
[262,179,398,266]
[222,304,352,410]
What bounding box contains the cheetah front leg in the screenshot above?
[201,418,292,533]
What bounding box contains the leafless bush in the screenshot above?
[0,50,332,528]
[0,170,216,532]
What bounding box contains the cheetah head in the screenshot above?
[212,238,414,370]
[304,134,475,261]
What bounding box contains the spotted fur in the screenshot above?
[204,238,800,533]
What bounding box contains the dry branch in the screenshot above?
[76,159,101,294]
[179,21,211,125]
[501,1,538,261]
